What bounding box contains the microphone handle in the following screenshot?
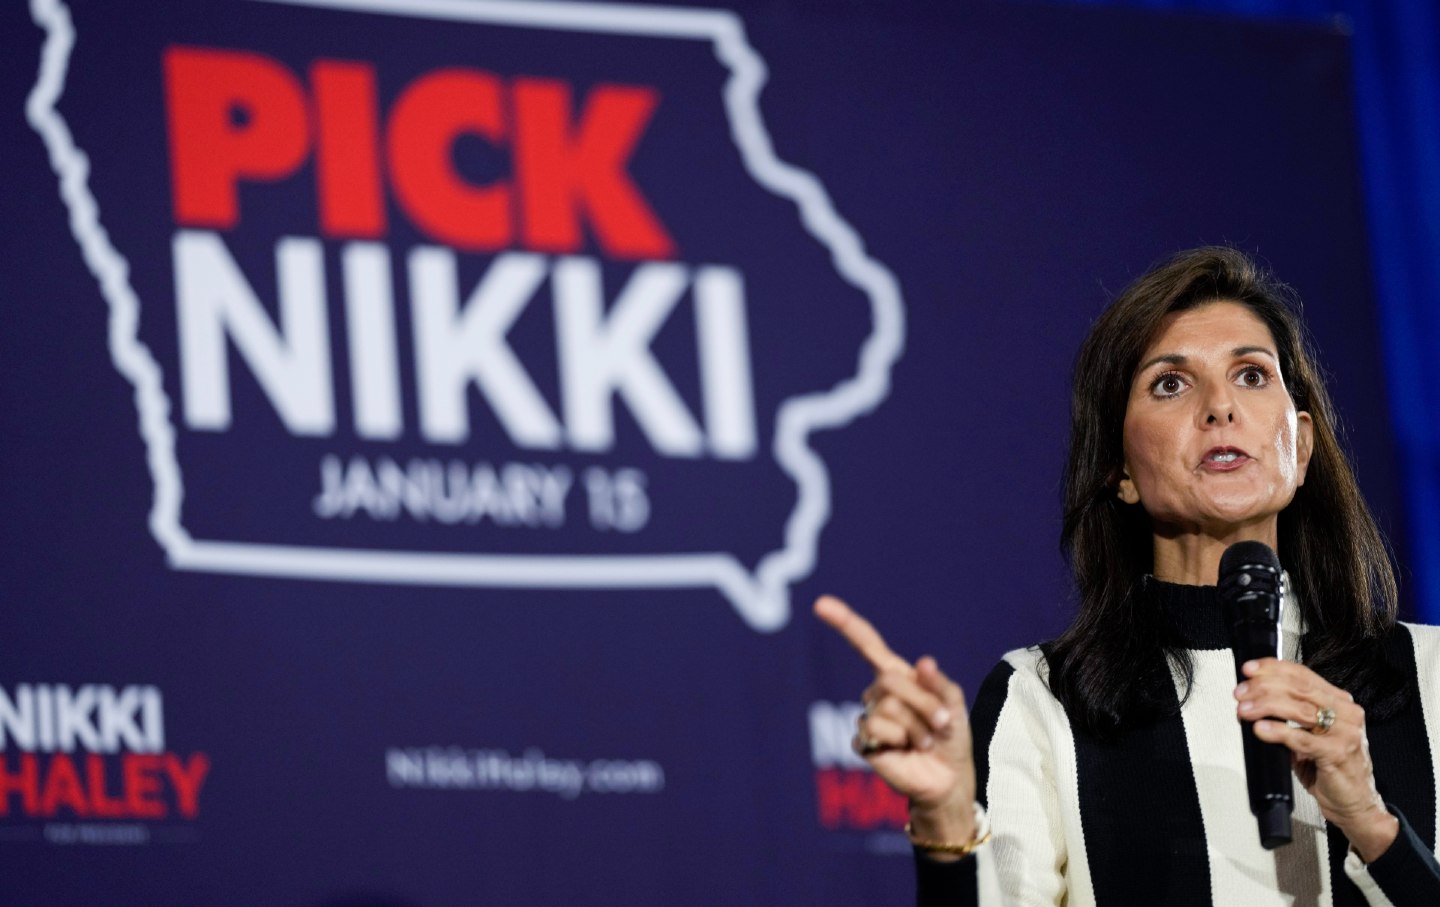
[1232,616,1294,849]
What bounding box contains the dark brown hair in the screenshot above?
[1048,246,1404,736]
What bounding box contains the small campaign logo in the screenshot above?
[0,683,210,845]
[28,0,906,632]
[808,700,908,835]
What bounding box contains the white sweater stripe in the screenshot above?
[1410,623,1440,862]
[986,650,1085,906]
[1179,648,1331,906]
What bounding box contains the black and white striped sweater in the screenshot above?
[917,582,1440,906]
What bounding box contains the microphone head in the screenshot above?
[1219,540,1283,627]
[1219,540,1281,581]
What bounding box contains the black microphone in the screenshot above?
[1218,540,1293,849]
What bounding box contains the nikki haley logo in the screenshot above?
[27,0,906,631]
[0,684,209,829]
[809,700,908,835]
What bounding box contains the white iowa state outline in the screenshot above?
[26,0,906,632]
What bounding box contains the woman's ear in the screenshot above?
[1296,411,1314,486]
[1116,465,1141,505]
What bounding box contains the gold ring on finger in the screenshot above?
[854,733,884,756]
[1312,706,1337,736]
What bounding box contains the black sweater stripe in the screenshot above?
[1326,823,1365,907]
[1070,658,1213,906]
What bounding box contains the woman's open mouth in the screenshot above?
[1201,446,1251,470]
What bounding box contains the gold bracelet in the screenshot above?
[904,822,992,856]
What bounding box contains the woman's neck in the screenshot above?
[1151,521,1280,586]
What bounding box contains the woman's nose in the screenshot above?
[1201,385,1237,426]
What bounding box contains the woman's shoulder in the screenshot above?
[971,646,1062,716]
[1400,619,1440,640]
[974,645,1049,687]
[999,645,1050,679]
[1398,620,1440,673]
[969,647,1072,756]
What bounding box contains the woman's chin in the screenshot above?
[1150,500,1282,537]
[1196,503,1282,536]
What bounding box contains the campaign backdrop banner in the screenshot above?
[0,0,1400,904]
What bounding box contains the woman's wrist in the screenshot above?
[906,793,979,861]
[1339,804,1400,864]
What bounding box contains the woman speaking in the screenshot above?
[818,247,1440,905]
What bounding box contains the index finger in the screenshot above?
[1242,658,1349,701]
[813,595,911,673]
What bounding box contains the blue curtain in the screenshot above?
[1018,0,1440,621]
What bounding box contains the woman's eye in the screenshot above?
[1238,366,1269,388]
[1152,374,1186,397]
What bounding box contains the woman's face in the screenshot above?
[1117,301,1314,535]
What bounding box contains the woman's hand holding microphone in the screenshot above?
[814,595,980,859]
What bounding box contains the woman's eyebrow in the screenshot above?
[1136,353,1186,374]
[1234,345,1278,360]
[1136,347,1277,375]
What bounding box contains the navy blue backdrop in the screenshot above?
[0,0,1418,904]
